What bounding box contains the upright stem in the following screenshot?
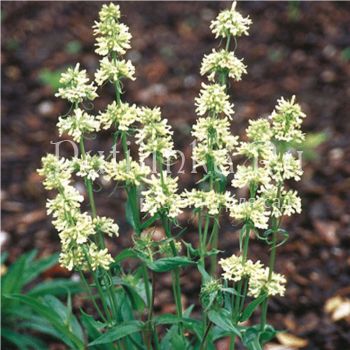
[229,224,250,350]
[79,272,107,323]
[161,215,183,332]
[260,231,277,331]
[209,217,219,276]
[260,149,283,331]
[200,214,210,267]
[78,136,124,333]
[205,33,231,276]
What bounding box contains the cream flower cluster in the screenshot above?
[71,154,105,181]
[46,185,83,216]
[93,3,131,56]
[246,118,273,143]
[232,164,270,189]
[56,63,97,103]
[236,119,274,160]
[38,154,72,190]
[192,116,238,176]
[266,152,302,182]
[232,96,305,227]
[95,57,135,86]
[236,118,274,162]
[98,101,138,131]
[38,155,117,272]
[270,96,306,143]
[236,141,274,160]
[142,173,184,218]
[230,198,270,230]
[183,189,234,216]
[192,116,238,150]
[104,159,150,186]
[201,49,247,82]
[193,146,232,177]
[192,2,252,180]
[248,268,286,298]
[220,254,263,282]
[220,254,286,297]
[93,216,120,237]
[60,243,113,272]
[57,108,100,142]
[261,185,301,218]
[210,1,252,38]
[195,83,234,118]
[136,107,176,162]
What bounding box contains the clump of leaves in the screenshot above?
[1,250,80,349]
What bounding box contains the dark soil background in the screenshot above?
[1,1,350,349]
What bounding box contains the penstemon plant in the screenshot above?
[37,2,306,349]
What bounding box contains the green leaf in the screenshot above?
[197,263,211,283]
[2,254,27,295]
[240,294,267,322]
[2,251,59,298]
[43,295,84,343]
[170,333,188,350]
[184,304,195,318]
[154,313,181,325]
[141,214,160,230]
[113,249,138,265]
[18,315,65,345]
[259,324,278,345]
[121,280,146,312]
[161,325,178,350]
[1,327,47,350]
[221,287,240,296]
[208,309,240,337]
[89,320,144,346]
[111,275,147,309]
[211,327,232,342]
[154,313,196,326]
[125,194,137,231]
[182,241,199,258]
[8,294,84,349]
[27,279,81,296]
[147,256,194,272]
[242,327,262,350]
[80,311,115,350]
[22,253,59,285]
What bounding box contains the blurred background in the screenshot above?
[1,1,350,349]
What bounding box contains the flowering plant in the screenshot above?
[37,2,306,349]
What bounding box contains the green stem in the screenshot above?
[79,139,106,248]
[147,270,160,350]
[79,138,124,332]
[260,231,277,331]
[199,321,212,350]
[161,215,183,331]
[200,214,210,267]
[83,247,112,323]
[209,216,219,276]
[111,51,122,105]
[229,337,236,350]
[121,131,129,162]
[230,224,250,350]
[79,271,107,323]
[225,34,231,51]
